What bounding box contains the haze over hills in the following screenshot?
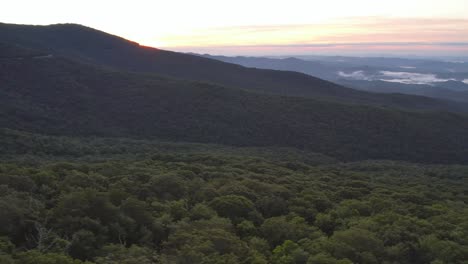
[203,54,468,103]
[2,22,468,113]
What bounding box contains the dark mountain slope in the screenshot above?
[2,22,468,113]
[2,46,468,164]
[202,54,340,80]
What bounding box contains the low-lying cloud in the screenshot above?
[379,71,455,85]
[337,70,461,85]
[337,71,371,80]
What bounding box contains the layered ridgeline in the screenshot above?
[2,22,468,113]
[1,43,468,163]
[202,54,468,103]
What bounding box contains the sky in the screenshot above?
[1,0,468,56]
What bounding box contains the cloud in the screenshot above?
[337,70,462,85]
[338,71,371,80]
[446,60,466,63]
[379,71,455,85]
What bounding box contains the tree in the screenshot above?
[306,253,352,264]
[148,174,187,200]
[162,217,252,263]
[261,216,314,247]
[418,235,468,264]
[256,196,288,218]
[189,203,217,221]
[68,230,98,260]
[271,240,309,264]
[236,220,257,238]
[15,250,91,264]
[209,195,256,222]
[327,228,385,264]
[94,244,159,264]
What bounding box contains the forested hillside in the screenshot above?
[2,48,468,163]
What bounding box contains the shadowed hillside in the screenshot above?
[2,44,468,163]
[2,23,468,113]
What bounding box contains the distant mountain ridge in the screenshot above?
[2,22,468,113]
[202,54,468,103]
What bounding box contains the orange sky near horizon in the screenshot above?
[156,18,468,45]
[1,0,468,56]
[154,17,468,56]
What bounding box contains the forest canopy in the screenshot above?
[0,131,467,264]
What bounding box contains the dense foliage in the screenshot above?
[0,133,467,263]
